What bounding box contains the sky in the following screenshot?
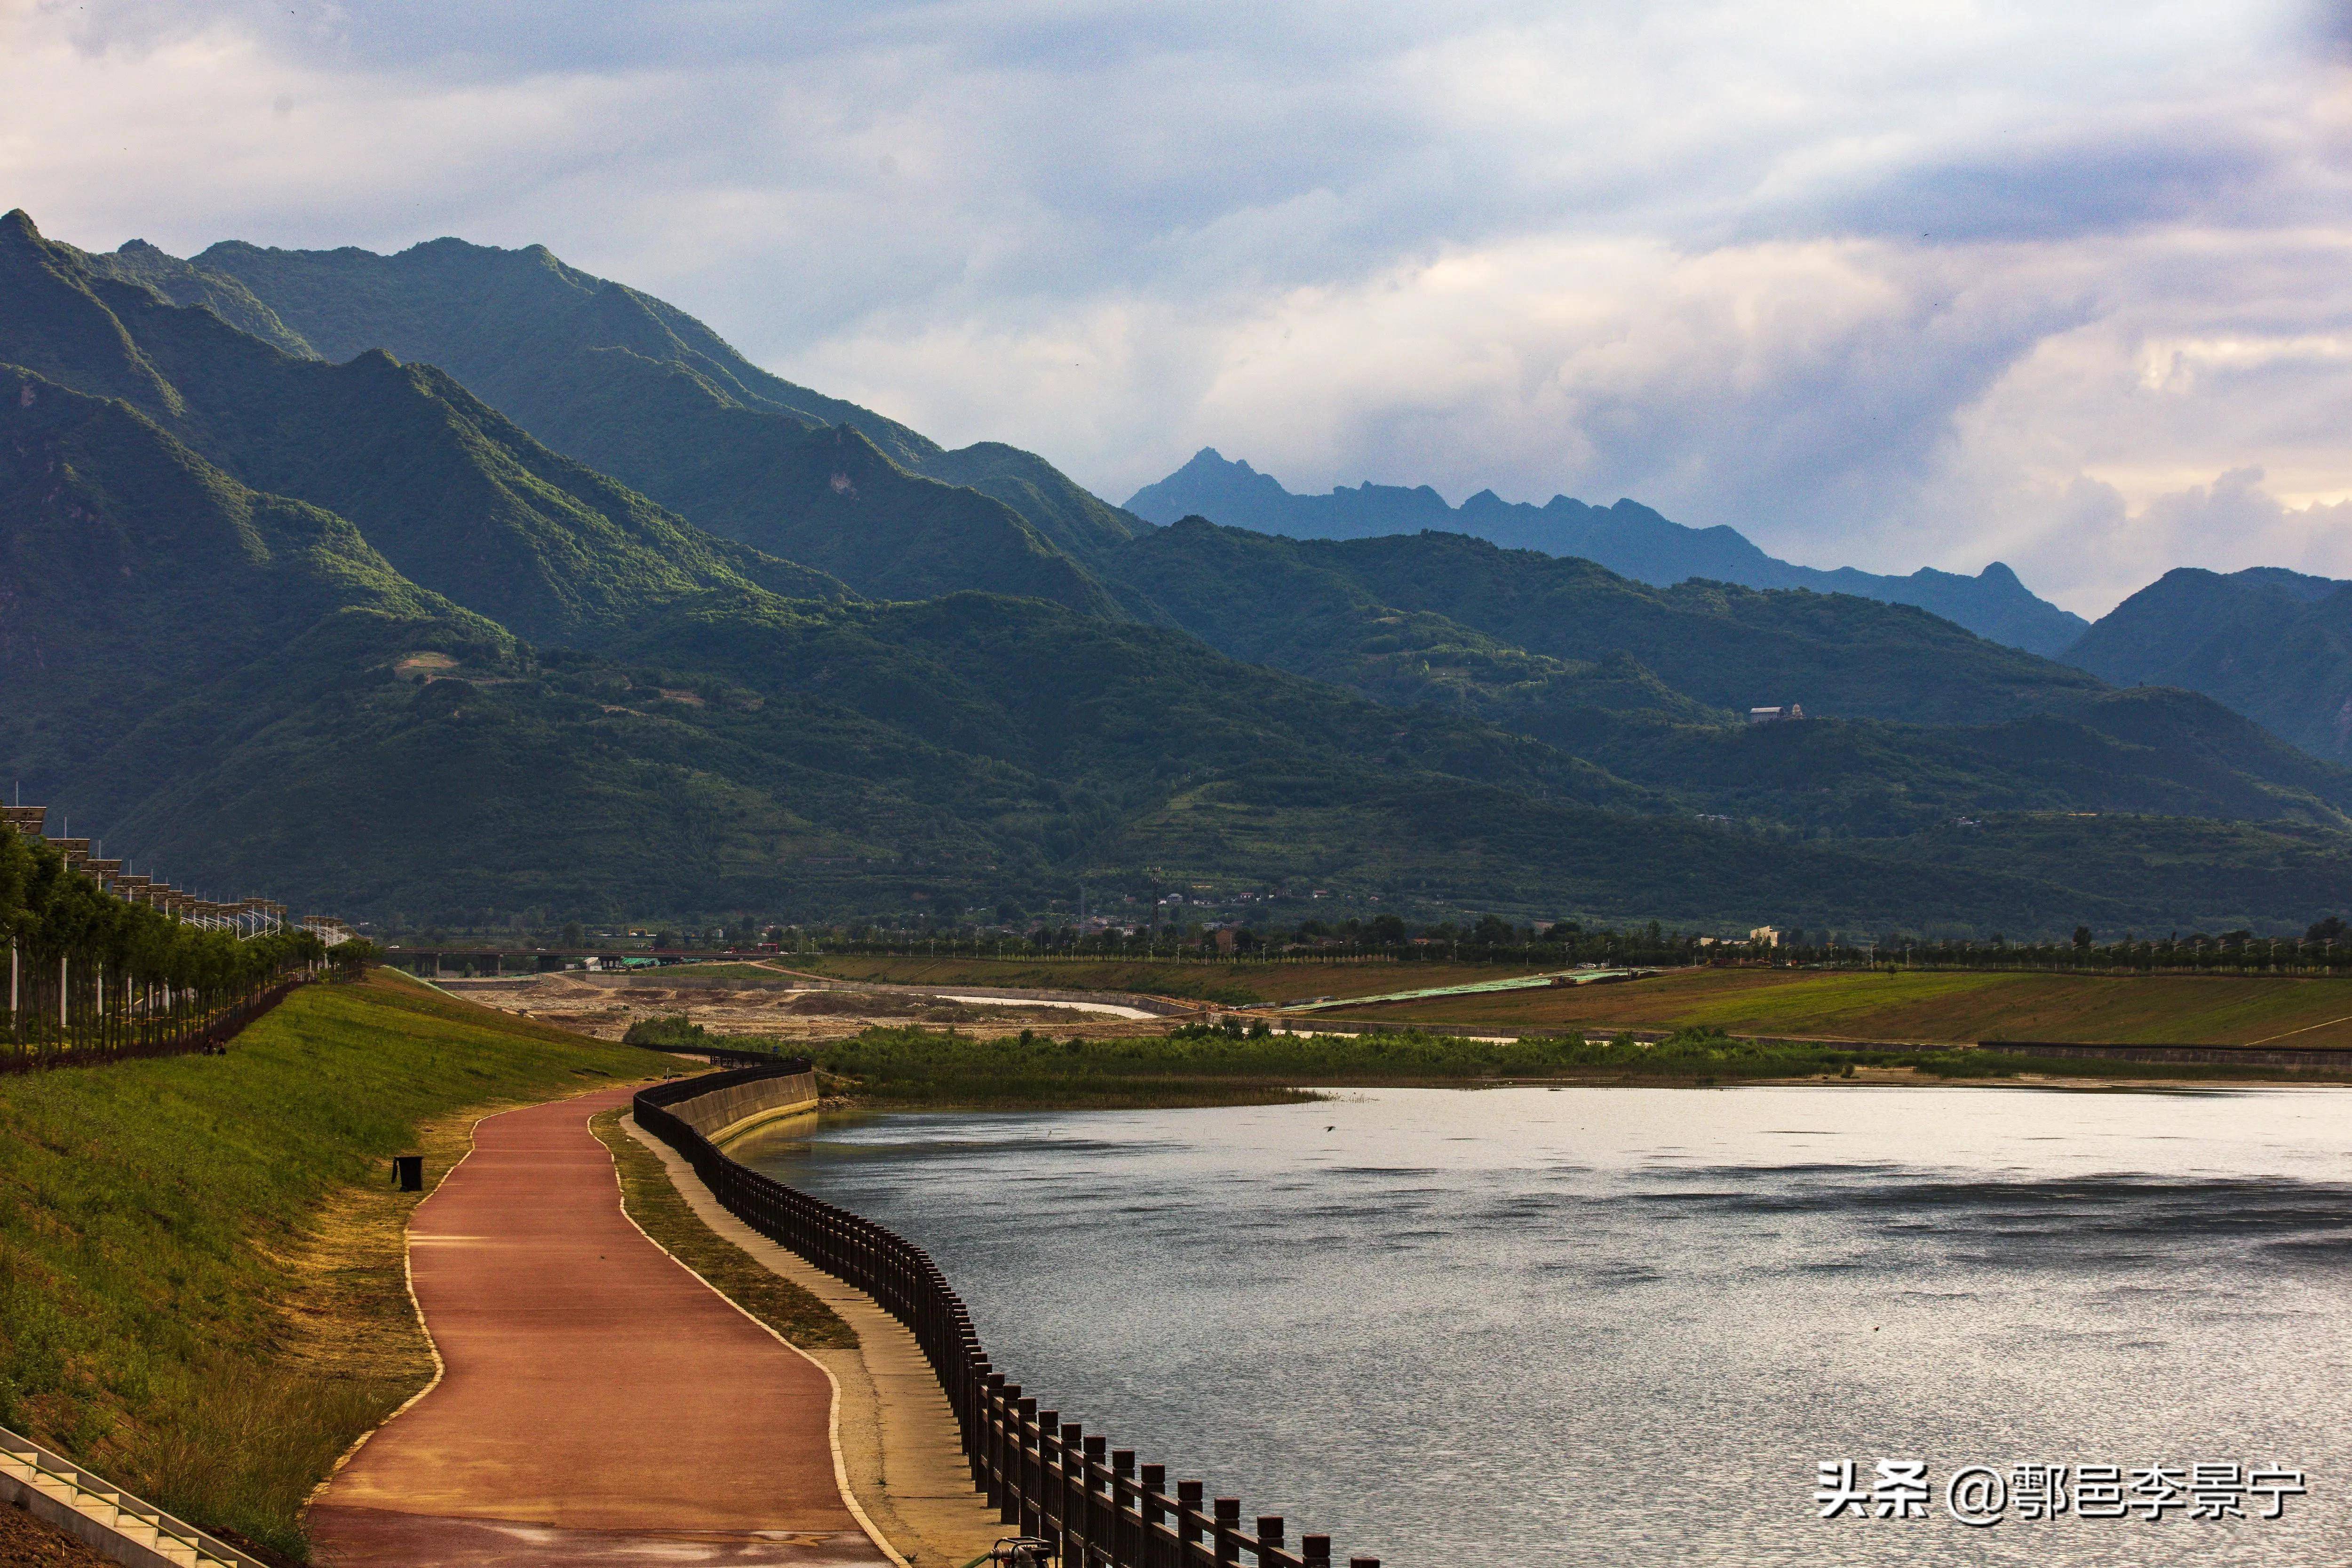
[6,0,2352,614]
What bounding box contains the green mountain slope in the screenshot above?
[59,588,2160,931]
[1284,527,2107,724]
[2066,567,2352,763]
[1545,697,2352,836]
[75,237,317,358]
[1100,518,2352,836]
[0,363,494,784]
[166,233,1147,581]
[0,212,848,645]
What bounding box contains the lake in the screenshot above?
[731,1085,2352,1564]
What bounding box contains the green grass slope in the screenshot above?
[0,974,658,1558]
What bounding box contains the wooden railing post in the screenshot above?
[1215,1497,1241,1564]
[1112,1449,1136,1566]
[1142,1463,1168,1536]
[1077,1431,1105,1565]
[1018,1399,1043,1535]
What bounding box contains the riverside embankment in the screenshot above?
[616,1101,1007,1568]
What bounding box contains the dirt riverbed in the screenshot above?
[432,971,1181,1044]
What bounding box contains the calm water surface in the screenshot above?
[732,1085,2352,1565]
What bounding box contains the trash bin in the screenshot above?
[394,1154,423,1192]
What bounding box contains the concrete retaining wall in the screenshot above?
[664,1069,821,1144]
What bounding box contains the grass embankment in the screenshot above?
[788,954,1543,1008]
[588,1109,853,1348]
[0,971,662,1561]
[1328,967,2352,1047]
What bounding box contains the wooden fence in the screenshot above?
[634,1063,1376,1568]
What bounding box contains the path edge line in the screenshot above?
[600,1106,914,1568]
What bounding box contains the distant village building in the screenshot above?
[1748,925,1781,947]
[1748,704,1805,724]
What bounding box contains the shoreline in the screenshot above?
[816,1065,2352,1114]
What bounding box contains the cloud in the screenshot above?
[6,0,2352,614]
[1990,467,2352,611]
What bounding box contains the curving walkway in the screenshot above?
[310,1084,890,1567]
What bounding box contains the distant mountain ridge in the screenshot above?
[1128,448,2089,656]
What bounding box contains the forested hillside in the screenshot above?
[2066,567,2352,763]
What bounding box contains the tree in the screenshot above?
[2072,925,2094,949]
[562,921,584,947]
[2310,916,2346,943]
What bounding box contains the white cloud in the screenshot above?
[6,0,2352,614]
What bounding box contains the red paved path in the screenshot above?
[310,1084,888,1567]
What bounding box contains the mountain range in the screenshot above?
[1128,448,2092,656]
[6,207,2350,935]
